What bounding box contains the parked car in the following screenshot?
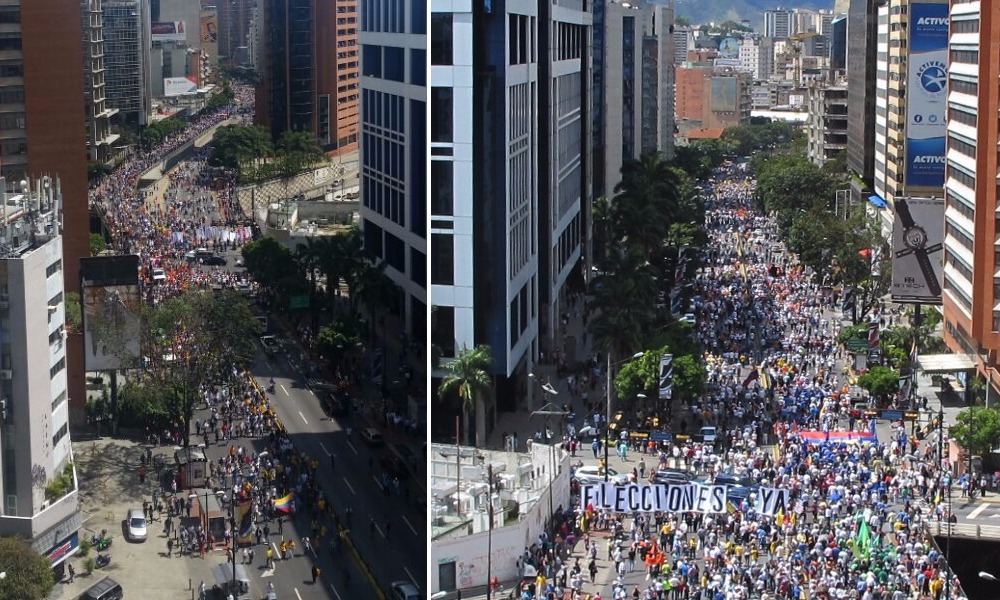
[125,507,147,542]
[652,469,694,484]
[260,335,281,355]
[572,465,628,486]
[390,580,420,600]
[714,472,752,487]
[202,254,227,266]
[360,427,384,446]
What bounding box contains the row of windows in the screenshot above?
[950,49,978,65]
[509,212,532,280]
[555,213,582,277]
[362,133,406,186]
[53,423,68,447]
[951,79,977,96]
[362,0,424,34]
[555,23,584,61]
[509,14,534,66]
[50,357,65,379]
[46,259,62,278]
[363,89,406,135]
[509,279,532,349]
[944,269,972,312]
[947,188,975,222]
[951,18,979,34]
[951,137,976,160]
[948,107,976,128]
[362,45,404,82]
[509,83,531,141]
[430,233,453,285]
[430,160,452,216]
[945,221,973,254]
[0,86,24,104]
[362,172,406,228]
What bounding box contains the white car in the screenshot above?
[572,465,629,486]
[151,268,166,283]
[126,507,147,542]
[700,426,717,446]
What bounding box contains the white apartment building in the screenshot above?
[0,177,80,571]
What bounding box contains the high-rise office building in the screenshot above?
[104,0,153,126]
[217,0,255,66]
[806,84,848,166]
[358,0,426,384]
[846,0,880,197]
[595,1,674,198]
[81,0,121,164]
[429,0,592,442]
[256,0,359,154]
[0,177,81,574]
[941,0,999,383]
[763,8,792,38]
[871,0,947,232]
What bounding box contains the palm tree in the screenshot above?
[439,345,493,447]
[613,151,684,260]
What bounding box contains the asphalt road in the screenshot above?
[248,337,426,599]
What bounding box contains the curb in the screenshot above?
[338,521,389,600]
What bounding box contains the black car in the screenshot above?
[652,469,694,484]
[320,393,349,417]
[202,255,227,266]
[714,473,751,487]
[380,455,409,478]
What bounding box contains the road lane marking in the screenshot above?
[271,541,283,562]
[373,521,385,538]
[404,566,420,588]
[346,440,358,455]
[320,442,331,456]
[372,475,384,491]
[343,477,356,495]
[330,583,343,600]
[280,384,288,396]
[402,515,417,536]
[294,589,303,600]
[298,410,308,425]
[969,502,990,519]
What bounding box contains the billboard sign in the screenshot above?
[151,21,187,43]
[164,77,198,96]
[890,197,944,304]
[906,3,948,188]
[80,255,142,371]
[200,11,218,44]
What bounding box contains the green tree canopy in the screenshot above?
[950,406,1000,458]
[316,317,365,364]
[754,154,836,228]
[0,536,55,599]
[209,124,274,170]
[139,118,186,148]
[242,236,302,292]
[857,366,901,405]
[140,289,260,445]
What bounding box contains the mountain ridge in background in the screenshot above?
[671,0,837,30]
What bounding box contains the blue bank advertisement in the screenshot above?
[906,3,948,188]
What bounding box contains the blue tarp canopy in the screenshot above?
[868,194,887,208]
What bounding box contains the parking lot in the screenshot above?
[51,438,232,600]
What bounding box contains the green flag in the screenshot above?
[855,520,871,559]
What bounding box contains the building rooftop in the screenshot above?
[0,176,63,259]
[430,442,566,541]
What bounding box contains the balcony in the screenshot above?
[0,456,81,558]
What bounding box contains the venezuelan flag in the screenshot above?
[272,492,294,513]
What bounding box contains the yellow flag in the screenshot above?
[775,507,784,524]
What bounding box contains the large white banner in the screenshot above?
[754,487,792,517]
[582,483,727,514]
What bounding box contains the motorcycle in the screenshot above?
[91,529,109,546]
[95,553,111,568]
[95,535,113,551]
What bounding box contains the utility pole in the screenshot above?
[486,463,494,600]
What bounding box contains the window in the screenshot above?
[51,390,66,411]
[431,233,454,285]
[46,259,62,278]
[410,248,425,287]
[430,161,453,216]
[431,306,455,358]
[410,49,425,86]
[410,0,426,34]
[431,13,453,65]
[362,44,382,77]
[384,47,404,82]
[52,423,68,447]
[50,357,65,378]
[431,87,453,143]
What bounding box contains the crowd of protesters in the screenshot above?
[514,162,967,600]
[89,84,255,302]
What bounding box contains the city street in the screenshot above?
[247,334,426,599]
